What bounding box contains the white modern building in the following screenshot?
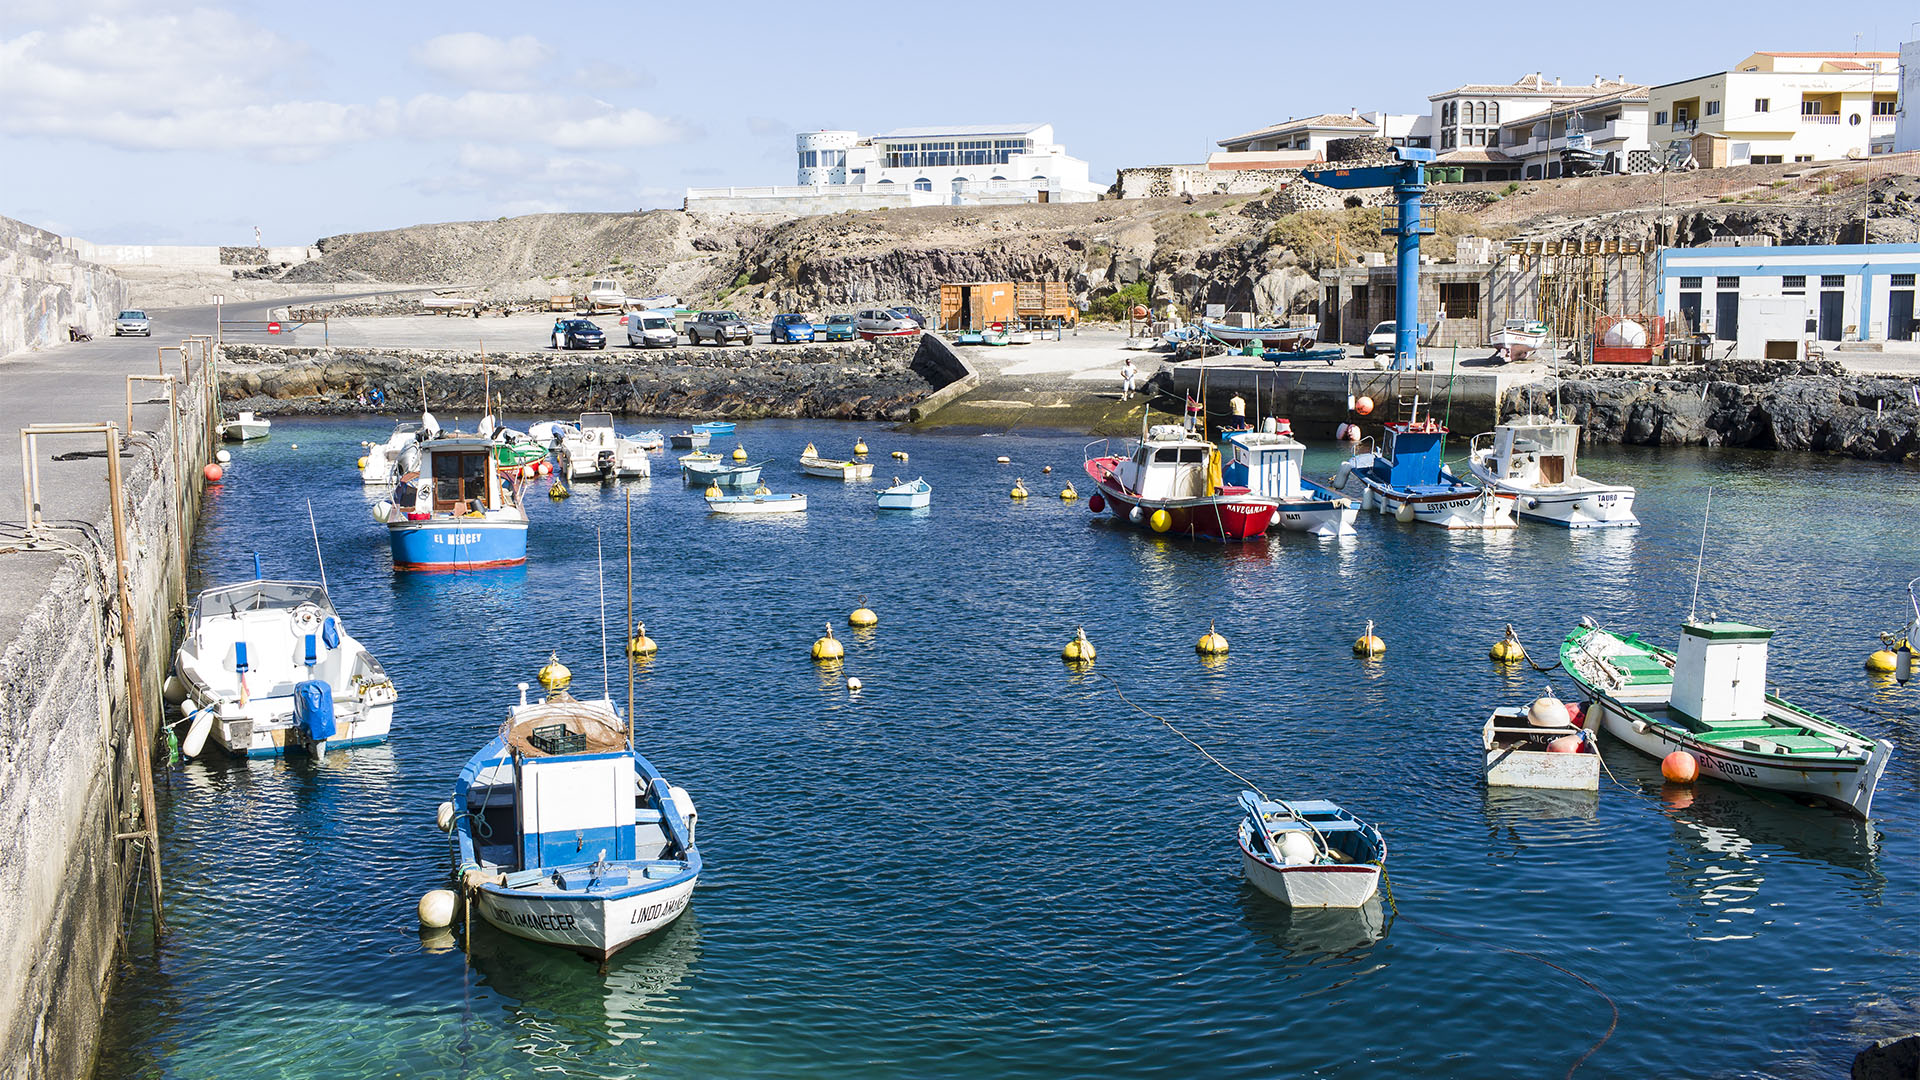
[1659,244,1920,358]
[1648,52,1900,168]
[1429,73,1642,182]
[1493,85,1653,178]
[1216,111,1433,156]
[1897,40,1919,154]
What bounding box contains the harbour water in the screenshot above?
[97,417,1917,1078]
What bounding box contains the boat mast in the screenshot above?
[597,526,610,701]
[306,499,328,592]
[626,488,635,751]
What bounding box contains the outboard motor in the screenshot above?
[293,679,336,760]
[596,449,616,478]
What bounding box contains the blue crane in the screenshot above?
[1301,147,1435,371]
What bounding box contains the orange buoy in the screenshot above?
[203,463,224,482]
[1354,396,1375,416]
[1661,750,1699,783]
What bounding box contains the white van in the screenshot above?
[627,310,679,349]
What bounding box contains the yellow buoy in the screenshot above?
[1197,620,1229,656]
[854,439,869,455]
[1060,482,1077,501]
[1353,620,1385,657]
[891,450,908,461]
[849,599,878,628]
[628,622,657,657]
[1043,465,1052,474]
[549,480,570,500]
[1490,624,1527,663]
[1149,508,1172,533]
[1062,626,1095,664]
[753,483,771,495]
[357,456,368,470]
[705,482,722,498]
[811,623,844,661]
[538,652,572,691]
[732,444,748,461]
[1866,649,1897,674]
[1011,478,1028,499]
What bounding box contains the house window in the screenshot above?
[1706,101,1721,116]
[1801,100,1821,115]
[1439,282,1481,319]
[1489,102,1499,123]
[1754,98,1770,112]
[1751,155,1783,165]
[1874,101,1897,116]
[1654,110,1668,125]
[912,178,932,192]
[1793,154,1814,162]
[1782,275,1805,290]
[1680,276,1702,289]
[1820,275,1844,287]
[1717,276,1739,289]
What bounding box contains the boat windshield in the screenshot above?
[580,411,614,430]
[193,580,332,621]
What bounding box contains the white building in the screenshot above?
[1429,73,1642,182]
[1216,111,1433,156]
[1648,52,1899,168]
[1493,86,1653,178]
[1660,244,1920,358]
[1897,40,1919,154]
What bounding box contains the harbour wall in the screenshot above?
[216,336,966,422]
[1162,362,1535,439]
[1,214,130,357]
[0,347,215,1077]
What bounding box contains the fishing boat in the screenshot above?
[1084,424,1277,541]
[373,430,528,570]
[876,477,932,510]
[219,411,271,441]
[490,426,550,473]
[629,430,665,452]
[1561,619,1893,817]
[668,430,711,450]
[1465,418,1636,528]
[1220,421,1357,537]
[559,412,651,481]
[1331,407,1513,530]
[172,571,396,759]
[707,490,806,515]
[981,323,1012,346]
[360,421,423,487]
[680,455,764,487]
[1487,319,1548,363]
[1236,792,1386,908]
[691,421,735,438]
[450,674,700,959]
[1200,321,1319,351]
[1482,695,1598,791]
[799,443,874,481]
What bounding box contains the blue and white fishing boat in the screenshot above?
[1331,405,1512,530]
[1237,792,1386,908]
[373,423,529,570]
[691,421,735,437]
[449,668,700,959]
[876,476,932,511]
[171,566,397,760]
[680,455,765,487]
[1221,421,1356,536]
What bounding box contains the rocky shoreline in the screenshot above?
[216,338,954,422]
[1502,361,1920,463]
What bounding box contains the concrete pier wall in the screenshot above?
[1,215,130,358]
[0,348,213,1078]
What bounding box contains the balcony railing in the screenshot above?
[1671,119,1697,133]
[1801,114,1840,125]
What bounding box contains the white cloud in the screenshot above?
[412,32,552,91]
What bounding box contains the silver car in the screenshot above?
[114,310,151,337]
[855,308,916,334]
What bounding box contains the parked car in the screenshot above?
[747,320,772,339]
[114,310,151,336]
[1363,321,1397,358]
[552,318,606,350]
[626,310,678,348]
[856,308,918,334]
[821,314,857,342]
[770,314,815,344]
[889,306,930,329]
[686,311,752,346]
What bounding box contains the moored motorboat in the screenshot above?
[1465,418,1636,528]
[1220,421,1357,536]
[374,429,528,570]
[876,476,932,510]
[361,421,423,487]
[691,421,735,437]
[559,411,651,480]
[173,573,396,759]
[1561,619,1893,817]
[1236,792,1385,908]
[450,672,700,959]
[1084,424,1277,541]
[799,443,874,481]
[629,430,665,451]
[707,490,806,515]
[669,430,711,450]
[1331,409,1513,530]
[219,411,271,441]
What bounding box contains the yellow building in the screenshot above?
[1648,51,1899,168]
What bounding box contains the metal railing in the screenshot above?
[1800,114,1840,125]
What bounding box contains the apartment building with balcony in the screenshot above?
[1493,86,1652,178]
[1648,52,1899,167]
[1427,73,1641,181]
[1216,110,1433,156]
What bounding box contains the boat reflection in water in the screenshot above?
[466,912,702,1053]
[1238,887,1389,960]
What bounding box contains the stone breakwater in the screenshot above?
[217,338,956,422]
[1501,361,1920,463]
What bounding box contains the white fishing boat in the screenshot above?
[360,421,423,487]
[1221,421,1357,536]
[1488,319,1548,362]
[172,572,396,759]
[707,490,807,515]
[1465,419,1637,528]
[559,411,650,480]
[1201,321,1319,351]
[799,442,873,481]
[1561,619,1893,818]
[1483,695,1598,791]
[450,671,700,959]
[629,430,666,452]
[219,411,271,441]
[876,477,932,510]
[1236,792,1385,908]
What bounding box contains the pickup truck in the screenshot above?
[685,311,753,346]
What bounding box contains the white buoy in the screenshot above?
[181,708,213,759]
[215,449,232,464]
[848,676,863,691]
[1527,692,1572,728]
[418,889,458,929]
[1278,831,1318,866]
[162,674,189,707]
[436,801,455,832]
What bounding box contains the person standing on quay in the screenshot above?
[1120,357,1137,401]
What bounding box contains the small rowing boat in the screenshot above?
[708,490,806,515]
[669,430,711,450]
[876,476,931,510]
[681,455,764,487]
[219,411,271,441]
[1236,792,1385,908]
[799,443,873,481]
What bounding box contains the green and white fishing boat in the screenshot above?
[1561,618,1893,818]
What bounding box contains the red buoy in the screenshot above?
[1661,751,1699,783]
[203,463,224,483]
[1565,701,1587,728]
[1355,396,1375,416]
[1087,493,1105,513]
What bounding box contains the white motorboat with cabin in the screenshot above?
[1220,420,1357,536]
[1236,792,1386,908]
[172,573,396,759]
[219,411,271,441]
[1465,418,1637,528]
[1085,424,1278,541]
[360,421,423,487]
[559,412,651,480]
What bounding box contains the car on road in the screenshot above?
[821,314,857,342]
[114,310,151,336]
[856,308,918,334]
[626,310,678,348]
[770,314,815,344]
[686,311,752,346]
[1363,321,1396,358]
[889,306,931,329]
[552,318,606,349]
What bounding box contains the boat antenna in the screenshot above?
[625,487,635,751]
[1688,487,1713,623]
[597,525,611,702]
[306,499,328,592]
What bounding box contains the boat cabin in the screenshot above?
[1371,420,1450,488]
[1670,621,1773,726]
[396,436,510,516]
[579,411,615,435]
[1222,425,1310,500]
[1487,420,1580,487]
[1115,425,1221,500]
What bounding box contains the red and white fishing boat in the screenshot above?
[1084,424,1277,541]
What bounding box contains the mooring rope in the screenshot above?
[1094,670,1269,797]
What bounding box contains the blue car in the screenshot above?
[821,314,857,341]
[770,314,815,344]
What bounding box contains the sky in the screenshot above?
[1,0,1912,245]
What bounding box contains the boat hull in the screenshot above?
[707,494,805,514]
[221,422,270,441]
[205,701,394,758]
[1084,461,1275,541]
[474,875,697,960]
[1272,492,1359,536]
[388,518,528,570]
[682,464,762,486]
[876,492,931,510]
[1340,473,1513,529]
[1237,840,1381,908]
[1466,461,1637,528]
[669,433,710,450]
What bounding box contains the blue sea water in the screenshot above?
[95,416,1918,1079]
